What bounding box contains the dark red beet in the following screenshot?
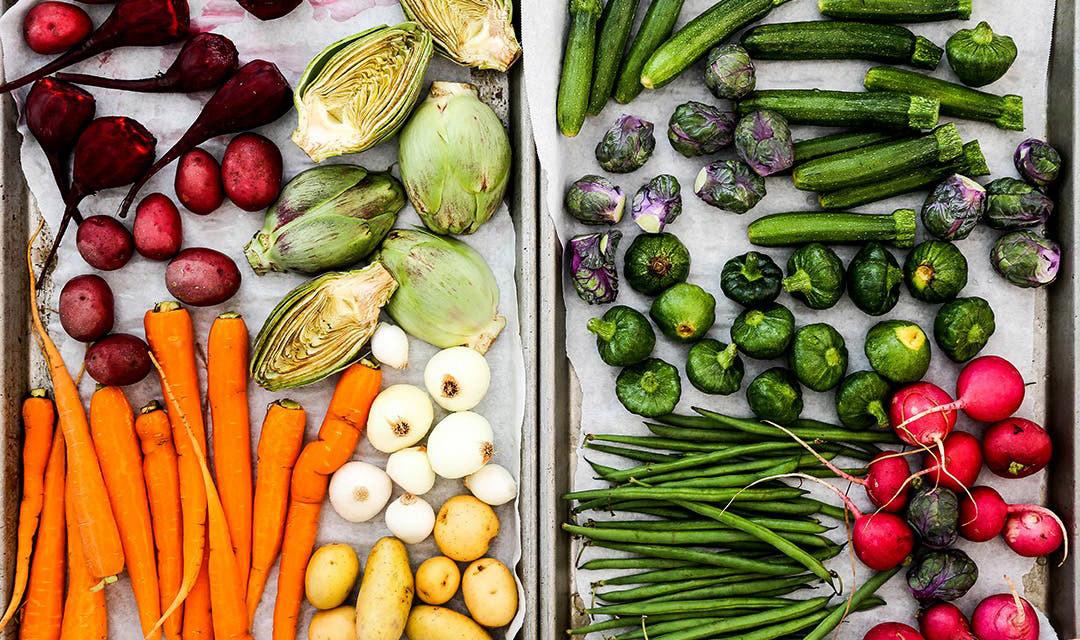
[921,431,983,492]
[982,417,1052,479]
[23,1,93,55]
[958,486,1009,542]
[76,215,134,270]
[919,602,976,640]
[59,274,114,342]
[175,148,225,215]
[235,0,300,21]
[133,193,183,259]
[56,32,238,93]
[24,78,95,202]
[85,333,151,386]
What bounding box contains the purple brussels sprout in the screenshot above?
[991,230,1061,288]
[906,487,960,549]
[568,230,622,304]
[704,44,755,100]
[694,160,766,214]
[906,549,978,603]
[596,114,655,173]
[985,177,1054,230]
[565,175,625,225]
[632,175,682,233]
[1014,138,1062,188]
[734,110,794,177]
[667,101,736,157]
[921,174,986,240]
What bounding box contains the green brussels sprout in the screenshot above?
[596,114,655,173]
[907,549,978,603]
[649,283,716,343]
[747,367,803,425]
[734,110,794,177]
[632,175,682,233]
[587,305,656,367]
[720,251,783,308]
[668,101,736,157]
[946,22,1016,87]
[985,177,1053,230]
[904,240,968,303]
[790,323,848,392]
[687,339,744,395]
[616,358,682,417]
[835,371,891,431]
[1015,138,1063,188]
[568,231,621,305]
[564,175,625,225]
[847,242,903,317]
[991,230,1061,288]
[865,320,932,384]
[783,243,846,310]
[921,174,986,241]
[934,297,996,362]
[694,160,766,214]
[907,487,960,550]
[704,44,755,100]
[731,302,795,359]
[623,232,691,295]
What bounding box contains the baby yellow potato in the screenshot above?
[308,606,355,640]
[415,556,461,605]
[305,543,361,610]
[355,537,414,640]
[462,558,517,627]
[434,495,500,562]
[405,606,492,640]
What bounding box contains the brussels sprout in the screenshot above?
[668,101,736,157]
[587,305,656,367]
[616,358,682,417]
[984,177,1054,230]
[568,230,621,304]
[565,175,625,225]
[783,243,846,310]
[720,251,783,307]
[704,44,756,100]
[694,160,766,214]
[632,175,683,233]
[734,110,794,177]
[650,283,716,343]
[731,302,795,359]
[747,367,803,425]
[946,22,1016,87]
[835,371,891,431]
[921,174,986,241]
[991,230,1061,288]
[789,324,848,392]
[596,114,656,173]
[847,243,903,317]
[1014,138,1063,188]
[687,339,744,396]
[907,487,960,550]
[934,297,996,362]
[906,549,978,603]
[904,240,968,303]
[623,232,691,295]
[865,320,931,384]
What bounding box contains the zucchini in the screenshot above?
[557,0,605,137]
[613,0,685,104]
[737,90,939,130]
[588,0,640,115]
[864,66,1024,131]
[818,0,972,22]
[641,0,792,90]
[792,123,963,193]
[747,209,917,249]
[793,131,908,165]
[741,21,943,70]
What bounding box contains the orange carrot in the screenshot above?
[89,386,161,637]
[60,467,107,640]
[26,232,124,588]
[19,427,65,640]
[207,312,253,601]
[135,401,185,640]
[184,551,213,640]
[272,362,381,640]
[246,400,306,624]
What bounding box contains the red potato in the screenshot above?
[165,247,241,306]
[85,333,151,385]
[133,193,183,260]
[22,1,93,55]
[76,214,134,270]
[59,273,114,342]
[175,147,224,215]
[982,417,1052,479]
[221,132,282,211]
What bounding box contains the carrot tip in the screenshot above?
[89,575,119,592]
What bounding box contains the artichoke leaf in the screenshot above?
[400,0,520,72]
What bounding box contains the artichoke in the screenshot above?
[735,110,794,177]
[399,0,521,72]
[921,174,986,241]
[991,231,1061,288]
[694,160,766,214]
[244,165,404,275]
[907,549,978,603]
[946,22,1016,87]
[907,487,960,549]
[596,114,655,173]
[667,101,735,157]
[292,23,433,162]
[565,175,625,225]
[569,231,621,305]
[399,82,511,235]
[1014,138,1063,188]
[704,44,755,100]
[250,263,397,390]
[985,177,1053,230]
[632,175,682,233]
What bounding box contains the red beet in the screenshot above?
[59,274,114,342]
[56,32,238,93]
[864,623,924,640]
[133,193,183,259]
[23,1,93,55]
[24,78,95,201]
[76,215,135,270]
[921,431,983,493]
[85,333,151,385]
[982,418,1052,479]
[175,148,225,215]
[235,0,300,21]
[919,602,975,640]
[959,486,1009,542]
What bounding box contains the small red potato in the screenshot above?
[85,333,151,386]
[175,147,225,215]
[166,247,241,307]
[76,215,134,271]
[59,274,114,342]
[221,132,283,211]
[23,1,92,54]
[134,193,183,260]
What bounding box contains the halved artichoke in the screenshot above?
[400,0,520,72]
[292,23,434,162]
[250,263,398,390]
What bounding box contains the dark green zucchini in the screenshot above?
[864,65,1024,131]
[557,0,605,137]
[818,0,972,23]
[747,209,917,248]
[613,0,685,104]
[793,131,907,165]
[741,21,942,69]
[737,90,939,130]
[588,0,641,115]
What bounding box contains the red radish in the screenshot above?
[59,274,114,342]
[921,431,983,493]
[890,382,957,447]
[117,60,292,217]
[1003,504,1066,558]
[982,418,1052,479]
[864,622,924,639]
[955,356,1025,422]
[851,510,914,571]
[235,0,300,21]
[23,1,93,55]
[959,486,1009,542]
[76,215,135,270]
[919,602,975,640]
[174,148,225,215]
[133,193,183,260]
[220,132,282,211]
[24,78,95,202]
[861,453,918,513]
[56,32,238,93]
[0,0,189,94]
[971,585,1039,640]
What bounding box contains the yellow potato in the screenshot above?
[434,495,500,562]
[306,543,361,609]
[462,558,517,627]
[405,606,492,640]
[308,606,355,640]
[415,556,461,605]
[355,537,413,640]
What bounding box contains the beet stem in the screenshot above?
[36,198,84,288]
[0,36,112,94]
[53,72,170,93]
[116,126,204,217]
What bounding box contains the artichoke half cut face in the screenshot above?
[292,22,433,162]
[400,0,521,72]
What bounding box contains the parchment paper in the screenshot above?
[523,0,1062,636]
[0,2,526,638]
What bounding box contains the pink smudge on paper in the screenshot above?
[309,0,395,23]
[191,0,247,32]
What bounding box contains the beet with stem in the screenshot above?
[234,0,300,21]
[24,78,96,202]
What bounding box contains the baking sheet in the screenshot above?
[0,2,527,639]
[524,0,1062,636]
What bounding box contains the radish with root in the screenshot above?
[958,486,1010,542]
[920,431,983,493]
[863,622,924,639]
[23,1,93,54]
[24,78,95,203]
[890,382,957,447]
[919,602,975,640]
[958,486,1067,560]
[982,417,1052,479]
[971,579,1040,640]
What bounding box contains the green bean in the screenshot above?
[586,459,619,479]
[657,598,832,640]
[656,461,799,488]
[817,443,875,461]
[579,557,691,571]
[598,576,743,602]
[587,596,799,616]
[591,542,810,574]
[612,617,726,640]
[565,616,640,634]
[646,423,756,443]
[566,486,806,504]
[803,466,868,479]
[816,502,849,521]
[729,500,823,516]
[585,442,680,463]
[563,523,833,549]
[803,567,901,640]
[655,413,722,429]
[587,434,725,452]
[645,453,833,484]
[599,442,804,483]
[694,409,901,443]
[644,575,814,603]
[598,565,751,586]
[589,517,830,535]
